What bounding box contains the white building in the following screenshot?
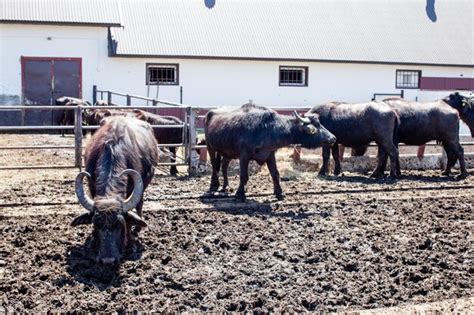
[1,0,473,111]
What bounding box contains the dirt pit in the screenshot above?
[0,134,473,312]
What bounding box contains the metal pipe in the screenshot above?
[81,124,185,130]
[0,126,75,130]
[74,105,83,169]
[92,85,97,104]
[0,165,76,170]
[0,145,75,150]
[155,162,188,166]
[157,143,185,148]
[0,106,79,110]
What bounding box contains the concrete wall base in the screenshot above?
[293,153,474,173]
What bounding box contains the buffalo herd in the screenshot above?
[64,92,473,265]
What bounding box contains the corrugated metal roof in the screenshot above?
[0,0,121,26]
[110,0,473,67]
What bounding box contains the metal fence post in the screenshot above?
[126,94,131,106]
[74,105,83,170]
[92,85,97,105]
[107,91,112,104]
[187,107,197,175]
[180,86,183,104]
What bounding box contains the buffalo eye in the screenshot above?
[304,124,318,135]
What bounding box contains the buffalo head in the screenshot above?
[293,111,336,148]
[447,92,474,137]
[71,169,147,265]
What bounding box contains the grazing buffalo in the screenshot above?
[134,111,185,176]
[383,97,468,179]
[205,103,336,201]
[71,116,159,265]
[307,101,399,178]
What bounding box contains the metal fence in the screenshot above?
[0,87,472,172]
[0,103,199,173]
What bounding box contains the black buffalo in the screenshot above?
[55,96,91,136]
[307,101,400,178]
[383,97,468,179]
[205,103,336,201]
[134,111,185,176]
[71,116,159,265]
[444,92,474,137]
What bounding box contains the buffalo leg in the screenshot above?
[444,142,468,179]
[208,149,221,192]
[266,152,284,200]
[395,144,402,177]
[441,143,456,176]
[338,145,345,162]
[331,145,342,175]
[455,144,468,179]
[319,145,332,176]
[235,155,250,202]
[370,146,387,178]
[133,198,144,236]
[220,158,230,193]
[169,147,178,176]
[387,144,399,178]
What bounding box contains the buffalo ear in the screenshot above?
[125,211,147,228]
[71,212,93,226]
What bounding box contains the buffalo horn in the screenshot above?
[121,169,144,212]
[293,111,311,124]
[75,172,94,211]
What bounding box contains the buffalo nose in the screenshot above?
[101,257,116,265]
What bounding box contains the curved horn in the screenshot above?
[75,172,94,211]
[293,111,311,124]
[120,169,144,212]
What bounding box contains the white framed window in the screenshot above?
[146,63,179,85]
[279,66,308,86]
[396,70,421,89]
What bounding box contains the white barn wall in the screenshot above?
[102,58,473,108]
[1,24,472,134]
[0,24,108,103]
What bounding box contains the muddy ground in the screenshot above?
[0,134,473,312]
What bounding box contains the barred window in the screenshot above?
[396,70,421,89]
[146,64,179,85]
[279,66,308,86]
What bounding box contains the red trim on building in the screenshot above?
[420,77,474,91]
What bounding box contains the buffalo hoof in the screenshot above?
[441,171,451,177]
[170,170,178,176]
[317,172,329,178]
[387,175,398,182]
[275,193,285,201]
[457,173,468,180]
[334,168,342,176]
[201,191,216,198]
[234,194,246,202]
[219,187,231,194]
[370,172,384,179]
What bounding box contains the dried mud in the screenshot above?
[0,134,473,312]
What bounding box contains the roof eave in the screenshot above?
[0,20,122,27]
[109,53,474,68]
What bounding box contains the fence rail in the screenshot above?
[0,103,197,172]
[0,100,473,172]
